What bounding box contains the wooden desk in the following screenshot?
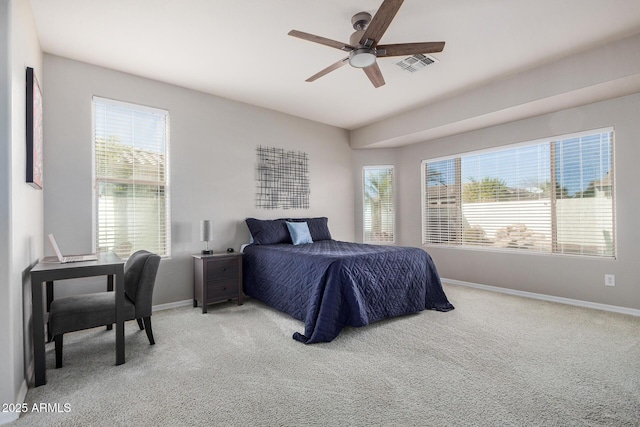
[30,253,125,387]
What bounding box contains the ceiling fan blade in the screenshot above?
[359,0,404,46]
[305,57,350,82]
[289,30,355,51]
[363,62,385,88]
[377,42,445,57]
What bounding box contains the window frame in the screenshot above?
[421,127,615,258]
[363,165,395,244]
[91,96,171,259]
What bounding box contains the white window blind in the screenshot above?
[93,97,170,258]
[363,166,395,243]
[422,128,615,258]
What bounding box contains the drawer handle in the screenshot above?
[221,267,227,272]
[221,287,226,290]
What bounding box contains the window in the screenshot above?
[422,128,615,258]
[363,166,394,243]
[93,97,170,258]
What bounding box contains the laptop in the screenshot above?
[48,234,98,263]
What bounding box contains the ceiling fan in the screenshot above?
[288,0,445,88]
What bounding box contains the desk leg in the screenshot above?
[115,267,125,365]
[46,281,53,342]
[106,275,114,331]
[237,265,244,306]
[32,277,46,387]
[46,281,54,311]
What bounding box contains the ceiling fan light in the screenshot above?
[349,48,376,68]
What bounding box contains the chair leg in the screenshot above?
[106,324,112,331]
[136,318,144,330]
[142,317,155,345]
[54,335,63,368]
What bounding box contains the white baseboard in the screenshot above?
[442,278,640,317]
[0,379,29,425]
[152,299,192,312]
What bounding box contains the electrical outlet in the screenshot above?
[605,274,615,287]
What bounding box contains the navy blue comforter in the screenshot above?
[242,240,454,344]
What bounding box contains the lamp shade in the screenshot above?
[200,220,214,242]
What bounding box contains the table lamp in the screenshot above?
[200,220,214,255]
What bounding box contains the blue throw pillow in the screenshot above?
[286,221,313,245]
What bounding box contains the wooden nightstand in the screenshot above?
[192,252,243,313]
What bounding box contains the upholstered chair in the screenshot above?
[48,250,161,368]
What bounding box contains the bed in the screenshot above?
[243,217,454,344]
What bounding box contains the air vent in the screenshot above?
[394,54,439,73]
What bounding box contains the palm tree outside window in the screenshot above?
[363,166,394,243]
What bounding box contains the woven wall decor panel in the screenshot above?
[255,145,310,209]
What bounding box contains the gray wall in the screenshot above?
[0,0,13,415]
[0,0,43,421]
[42,54,354,306]
[354,93,640,311]
[351,32,640,148]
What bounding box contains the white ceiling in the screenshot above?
[30,0,640,131]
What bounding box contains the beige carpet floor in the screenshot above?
[13,284,640,426]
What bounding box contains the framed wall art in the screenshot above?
[26,67,43,189]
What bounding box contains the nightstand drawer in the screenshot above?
[206,258,239,280]
[207,280,238,299]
